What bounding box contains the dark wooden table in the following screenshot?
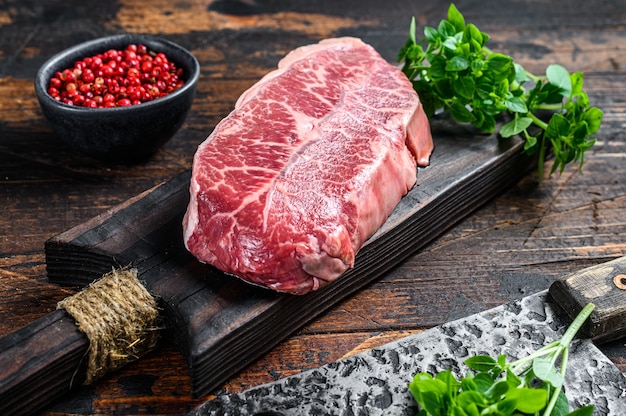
[1,0,625,414]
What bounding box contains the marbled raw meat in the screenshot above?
[183,37,433,294]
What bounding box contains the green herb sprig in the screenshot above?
[398,4,603,179]
[408,303,596,416]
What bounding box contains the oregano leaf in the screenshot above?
[500,116,532,138]
[465,355,497,372]
[506,387,548,413]
[583,107,603,135]
[547,64,572,97]
[438,19,457,38]
[504,96,528,114]
[446,55,469,71]
[551,389,571,416]
[449,101,475,123]
[447,3,465,32]
[531,357,553,379]
[566,405,595,416]
[473,373,495,393]
[545,113,570,139]
[452,76,475,99]
[424,26,439,43]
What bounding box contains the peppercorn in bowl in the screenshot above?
[35,34,199,162]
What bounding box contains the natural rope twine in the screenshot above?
[57,267,160,384]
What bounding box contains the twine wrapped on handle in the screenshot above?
[57,267,160,384]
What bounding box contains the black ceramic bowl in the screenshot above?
[35,34,200,162]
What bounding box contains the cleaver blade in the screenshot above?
[193,257,626,416]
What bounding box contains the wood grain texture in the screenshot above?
[0,310,88,416]
[0,0,625,414]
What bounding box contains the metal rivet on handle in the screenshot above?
[614,274,626,290]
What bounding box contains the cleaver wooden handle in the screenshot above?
[549,256,626,344]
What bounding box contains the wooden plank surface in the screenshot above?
[0,0,625,414]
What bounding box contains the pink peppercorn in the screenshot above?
[47,44,185,108]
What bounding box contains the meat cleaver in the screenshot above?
[194,257,626,415]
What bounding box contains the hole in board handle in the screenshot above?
[614,274,626,290]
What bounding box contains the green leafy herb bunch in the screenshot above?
[398,4,603,178]
[408,303,596,416]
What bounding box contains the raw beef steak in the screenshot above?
[183,37,433,294]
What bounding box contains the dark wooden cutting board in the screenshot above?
[43,118,536,397]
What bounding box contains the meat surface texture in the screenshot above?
[183,37,434,295]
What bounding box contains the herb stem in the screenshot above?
[527,111,549,130]
[536,103,566,111]
[509,343,560,374]
[560,303,595,347]
[543,382,562,416]
[542,348,569,416]
[538,132,546,180]
[524,70,541,83]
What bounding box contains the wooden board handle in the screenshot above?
[0,310,88,416]
[549,256,626,344]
